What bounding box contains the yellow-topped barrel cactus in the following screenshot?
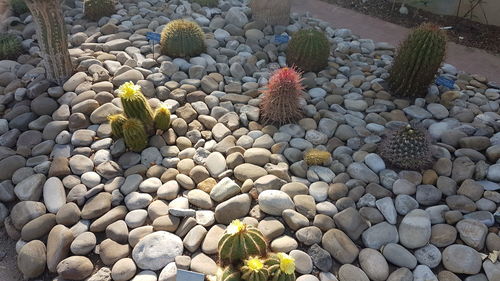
[122,118,148,152]
[265,253,296,281]
[119,81,155,133]
[218,219,267,265]
[154,104,171,131]
[241,257,269,281]
[304,149,331,166]
[108,113,127,139]
[216,266,241,281]
[160,19,206,58]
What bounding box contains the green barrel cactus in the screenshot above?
[160,19,206,58]
[154,104,171,131]
[304,149,331,166]
[0,34,22,60]
[84,0,115,21]
[118,82,154,133]
[265,253,296,281]
[108,114,127,139]
[389,23,446,98]
[286,29,330,72]
[216,266,241,281]
[10,0,29,16]
[218,220,267,265]
[122,118,148,152]
[191,0,218,7]
[241,257,269,281]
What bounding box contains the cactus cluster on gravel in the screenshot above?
[286,29,330,72]
[84,0,115,21]
[260,67,304,125]
[379,124,434,171]
[160,19,206,58]
[389,23,447,98]
[0,33,22,60]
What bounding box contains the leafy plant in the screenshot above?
[0,34,22,60]
[84,0,115,21]
[286,29,330,72]
[160,19,206,58]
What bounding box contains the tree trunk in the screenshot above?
[25,0,73,85]
[250,0,291,26]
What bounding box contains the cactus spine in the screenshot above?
[0,34,22,60]
[160,19,206,58]
[119,82,154,133]
[265,253,296,281]
[122,118,148,152]
[154,104,171,131]
[250,0,291,26]
[241,257,269,281]
[25,0,73,85]
[108,114,127,139]
[84,0,115,21]
[218,220,267,265]
[304,149,331,166]
[389,23,446,98]
[286,29,330,73]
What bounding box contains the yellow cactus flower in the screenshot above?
[277,252,295,274]
[226,219,246,235]
[246,258,264,272]
[119,81,141,99]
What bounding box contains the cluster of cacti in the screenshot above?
[216,220,296,281]
[260,67,304,125]
[84,0,115,21]
[25,0,73,85]
[303,149,331,166]
[160,19,206,58]
[389,23,446,98]
[191,0,219,7]
[378,124,434,171]
[250,0,291,26]
[0,33,22,60]
[109,82,171,152]
[286,29,330,73]
[10,0,29,16]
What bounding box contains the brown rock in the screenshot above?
[17,240,46,279]
[90,206,128,232]
[56,256,94,280]
[49,157,71,178]
[21,213,56,241]
[99,239,130,266]
[81,192,112,219]
[47,224,74,272]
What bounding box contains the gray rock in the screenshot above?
[399,209,431,249]
[132,231,183,270]
[258,190,294,216]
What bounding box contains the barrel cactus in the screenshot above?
[216,266,241,281]
[108,114,127,139]
[84,0,115,21]
[122,118,148,152]
[10,0,29,15]
[191,0,218,7]
[160,19,205,58]
[265,253,296,281]
[118,82,154,133]
[260,67,304,125]
[218,219,267,265]
[241,257,269,281]
[304,149,331,166]
[0,34,22,60]
[286,29,330,72]
[154,104,171,131]
[250,0,291,26]
[389,23,446,98]
[378,124,434,171]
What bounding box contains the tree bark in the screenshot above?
[25,0,73,85]
[250,0,291,26]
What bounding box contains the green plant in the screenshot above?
[216,266,241,281]
[154,104,171,131]
[84,0,115,21]
[250,0,291,26]
[122,118,148,152]
[304,149,331,166]
[10,0,29,15]
[160,19,206,58]
[0,34,22,60]
[25,0,73,85]
[260,67,304,125]
[265,253,296,281]
[378,124,434,171]
[108,114,127,138]
[389,23,446,98]
[119,82,155,134]
[218,220,267,265]
[286,29,330,72]
[241,257,269,281]
[191,0,219,7]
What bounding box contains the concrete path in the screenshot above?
[291,0,500,83]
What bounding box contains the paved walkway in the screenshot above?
[291,0,500,83]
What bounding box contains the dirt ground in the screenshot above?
[0,228,23,281]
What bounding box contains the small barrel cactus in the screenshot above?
[389,23,446,98]
[122,118,148,152]
[241,257,269,281]
[286,29,330,72]
[160,19,206,58]
[218,219,267,265]
[108,114,127,139]
[10,0,29,15]
[260,67,304,125]
[0,34,22,60]
[304,149,331,166]
[154,104,171,131]
[84,0,115,21]
[216,266,241,281]
[118,82,154,133]
[265,253,296,281]
[191,0,218,7]
[378,124,434,171]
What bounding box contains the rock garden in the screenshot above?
[0,0,500,280]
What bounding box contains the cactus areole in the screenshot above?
[25,0,73,85]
